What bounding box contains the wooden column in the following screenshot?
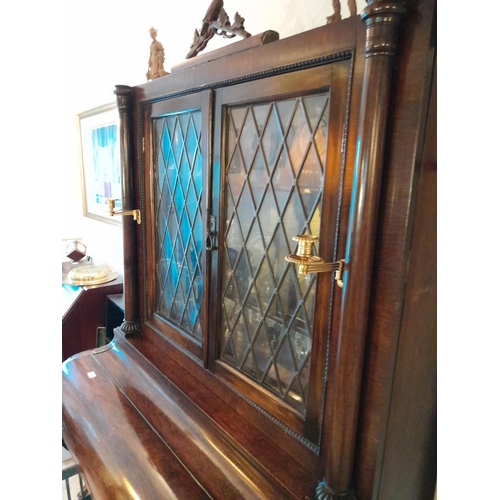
[115,85,141,335]
[317,1,406,498]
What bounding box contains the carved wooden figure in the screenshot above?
[187,0,251,59]
[348,0,357,17]
[327,0,358,23]
[200,0,224,36]
[327,0,341,23]
[146,27,169,80]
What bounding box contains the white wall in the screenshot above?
[61,0,359,272]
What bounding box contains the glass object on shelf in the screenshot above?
[154,109,203,343]
[220,92,329,412]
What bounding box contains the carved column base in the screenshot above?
[120,320,142,336]
[316,480,355,500]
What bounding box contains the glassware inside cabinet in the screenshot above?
[219,92,329,413]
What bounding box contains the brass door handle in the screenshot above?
[285,234,345,288]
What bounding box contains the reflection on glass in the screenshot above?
[220,93,329,412]
[154,110,203,343]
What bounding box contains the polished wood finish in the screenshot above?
[63,331,299,499]
[62,2,437,498]
[208,61,352,443]
[62,278,123,362]
[376,53,436,500]
[142,92,213,362]
[321,1,406,497]
[115,86,141,335]
[127,323,320,498]
[353,1,437,498]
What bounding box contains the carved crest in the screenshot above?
[187,0,251,59]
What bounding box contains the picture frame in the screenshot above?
[78,103,122,225]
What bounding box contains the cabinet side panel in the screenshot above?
[376,51,436,500]
[354,1,436,498]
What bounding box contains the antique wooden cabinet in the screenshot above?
[62,1,436,498]
[62,277,123,362]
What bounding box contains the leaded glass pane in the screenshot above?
[154,110,203,343]
[220,93,329,412]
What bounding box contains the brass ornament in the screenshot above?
[285,235,345,287]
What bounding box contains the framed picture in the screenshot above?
[78,103,122,224]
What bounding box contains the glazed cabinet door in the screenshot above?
[143,92,212,362]
[141,60,352,446]
[209,62,351,443]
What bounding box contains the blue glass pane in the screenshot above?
[172,119,183,166]
[193,150,202,196]
[180,210,191,248]
[163,230,173,262]
[173,183,185,218]
[154,109,203,343]
[179,152,190,194]
[193,211,203,255]
[166,149,177,192]
[186,116,198,166]
[186,182,198,224]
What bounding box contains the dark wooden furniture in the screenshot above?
[105,293,125,342]
[62,277,123,362]
[62,1,436,498]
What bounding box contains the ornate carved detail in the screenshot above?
[146,27,169,81]
[327,0,359,23]
[316,480,355,500]
[214,373,320,454]
[327,0,341,23]
[142,51,353,106]
[348,0,358,17]
[187,0,251,59]
[114,85,132,111]
[158,330,205,367]
[121,320,142,336]
[361,1,406,57]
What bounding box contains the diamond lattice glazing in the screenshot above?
[220,94,329,411]
[154,110,203,343]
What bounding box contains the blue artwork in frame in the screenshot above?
[79,103,122,224]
